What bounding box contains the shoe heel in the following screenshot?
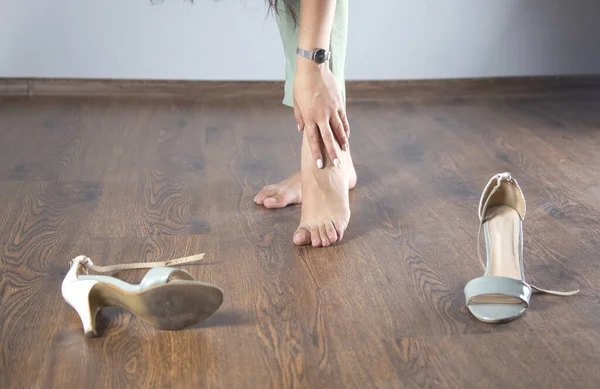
[62,278,101,337]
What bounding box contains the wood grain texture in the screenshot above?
[3,76,600,101]
[1,84,599,389]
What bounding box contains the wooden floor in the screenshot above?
[1,86,599,389]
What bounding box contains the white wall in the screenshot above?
[1,0,600,80]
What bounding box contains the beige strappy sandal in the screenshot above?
[62,254,223,337]
[464,173,579,323]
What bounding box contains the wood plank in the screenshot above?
[2,76,600,101]
[1,85,599,389]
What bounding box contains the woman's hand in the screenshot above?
[293,62,350,168]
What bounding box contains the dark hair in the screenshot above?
[266,0,297,22]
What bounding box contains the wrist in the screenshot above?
[296,56,328,74]
[295,47,330,74]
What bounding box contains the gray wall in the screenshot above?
[1,0,600,80]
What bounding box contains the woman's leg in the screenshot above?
[254,0,355,209]
[255,0,357,247]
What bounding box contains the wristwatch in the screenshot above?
[296,47,331,64]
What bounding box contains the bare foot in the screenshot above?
[255,166,356,210]
[254,171,302,209]
[293,131,357,247]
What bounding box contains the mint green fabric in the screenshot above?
[275,0,348,107]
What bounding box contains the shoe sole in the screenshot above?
[87,281,224,336]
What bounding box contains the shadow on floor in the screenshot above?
[194,309,253,329]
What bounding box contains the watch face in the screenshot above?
[314,49,327,64]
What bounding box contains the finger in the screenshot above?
[306,123,324,169]
[330,115,348,152]
[339,109,350,139]
[294,105,305,132]
[318,121,340,168]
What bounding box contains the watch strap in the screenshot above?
[296,48,331,63]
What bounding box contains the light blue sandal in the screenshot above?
[62,254,223,337]
[464,173,579,323]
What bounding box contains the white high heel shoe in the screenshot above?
[62,254,223,337]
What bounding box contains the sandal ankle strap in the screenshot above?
[70,254,205,274]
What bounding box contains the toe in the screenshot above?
[293,226,311,246]
[310,226,322,247]
[319,224,330,247]
[325,222,338,243]
[263,195,285,209]
[254,187,274,204]
[333,221,346,242]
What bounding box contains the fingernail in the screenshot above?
[297,124,301,132]
[347,132,350,139]
[342,143,348,152]
[317,159,323,169]
[334,158,340,167]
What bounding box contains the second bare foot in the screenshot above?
[254,171,302,209]
[255,166,356,210]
